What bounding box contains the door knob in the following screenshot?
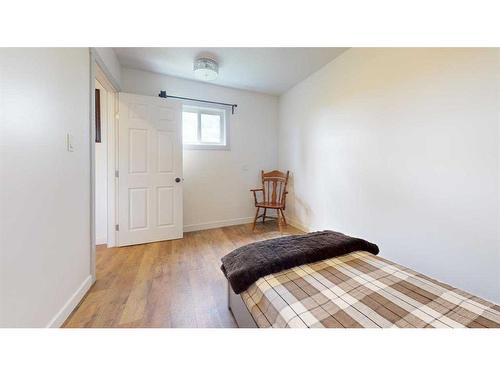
[175,177,181,183]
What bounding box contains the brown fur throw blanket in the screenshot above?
[221,230,379,294]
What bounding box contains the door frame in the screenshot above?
[89,48,120,282]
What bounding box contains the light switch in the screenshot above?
[66,133,74,152]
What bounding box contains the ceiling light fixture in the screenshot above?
[193,57,218,81]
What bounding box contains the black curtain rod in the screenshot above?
[158,91,238,114]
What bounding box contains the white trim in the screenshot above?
[96,238,107,246]
[181,103,231,151]
[183,216,306,233]
[46,275,93,328]
[90,48,121,92]
[183,216,254,233]
[183,143,230,151]
[183,144,230,151]
[89,50,97,282]
[99,76,118,248]
[90,50,119,278]
[288,216,311,233]
[107,90,118,248]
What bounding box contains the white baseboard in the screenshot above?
[183,215,308,234]
[46,275,93,328]
[183,216,255,233]
[288,216,311,233]
[95,237,107,246]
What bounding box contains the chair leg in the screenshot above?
[280,209,287,226]
[252,207,260,231]
[262,208,267,223]
[277,208,282,232]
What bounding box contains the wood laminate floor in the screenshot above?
[63,222,302,328]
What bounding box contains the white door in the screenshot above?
[117,93,183,246]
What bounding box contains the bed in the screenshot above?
[224,235,500,328]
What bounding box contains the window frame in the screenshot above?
[182,103,230,151]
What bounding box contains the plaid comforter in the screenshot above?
[240,251,500,328]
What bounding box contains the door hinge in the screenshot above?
[115,170,119,178]
[115,224,119,231]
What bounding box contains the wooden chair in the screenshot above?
[250,170,289,231]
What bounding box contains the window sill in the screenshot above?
[183,144,231,151]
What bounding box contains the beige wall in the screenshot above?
[279,48,500,303]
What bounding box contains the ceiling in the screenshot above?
[114,48,348,95]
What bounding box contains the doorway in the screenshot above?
[95,78,109,246]
[93,63,118,247]
[90,57,119,281]
[89,58,183,283]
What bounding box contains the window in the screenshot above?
[182,105,229,150]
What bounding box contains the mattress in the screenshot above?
[240,251,500,328]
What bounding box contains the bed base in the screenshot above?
[227,282,258,328]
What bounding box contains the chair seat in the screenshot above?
[256,201,285,209]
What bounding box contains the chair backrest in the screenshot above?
[261,170,289,206]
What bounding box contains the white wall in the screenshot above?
[121,68,279,230]
[95,80,108,245]
[279,48,500,303]
[0,48,92,327]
